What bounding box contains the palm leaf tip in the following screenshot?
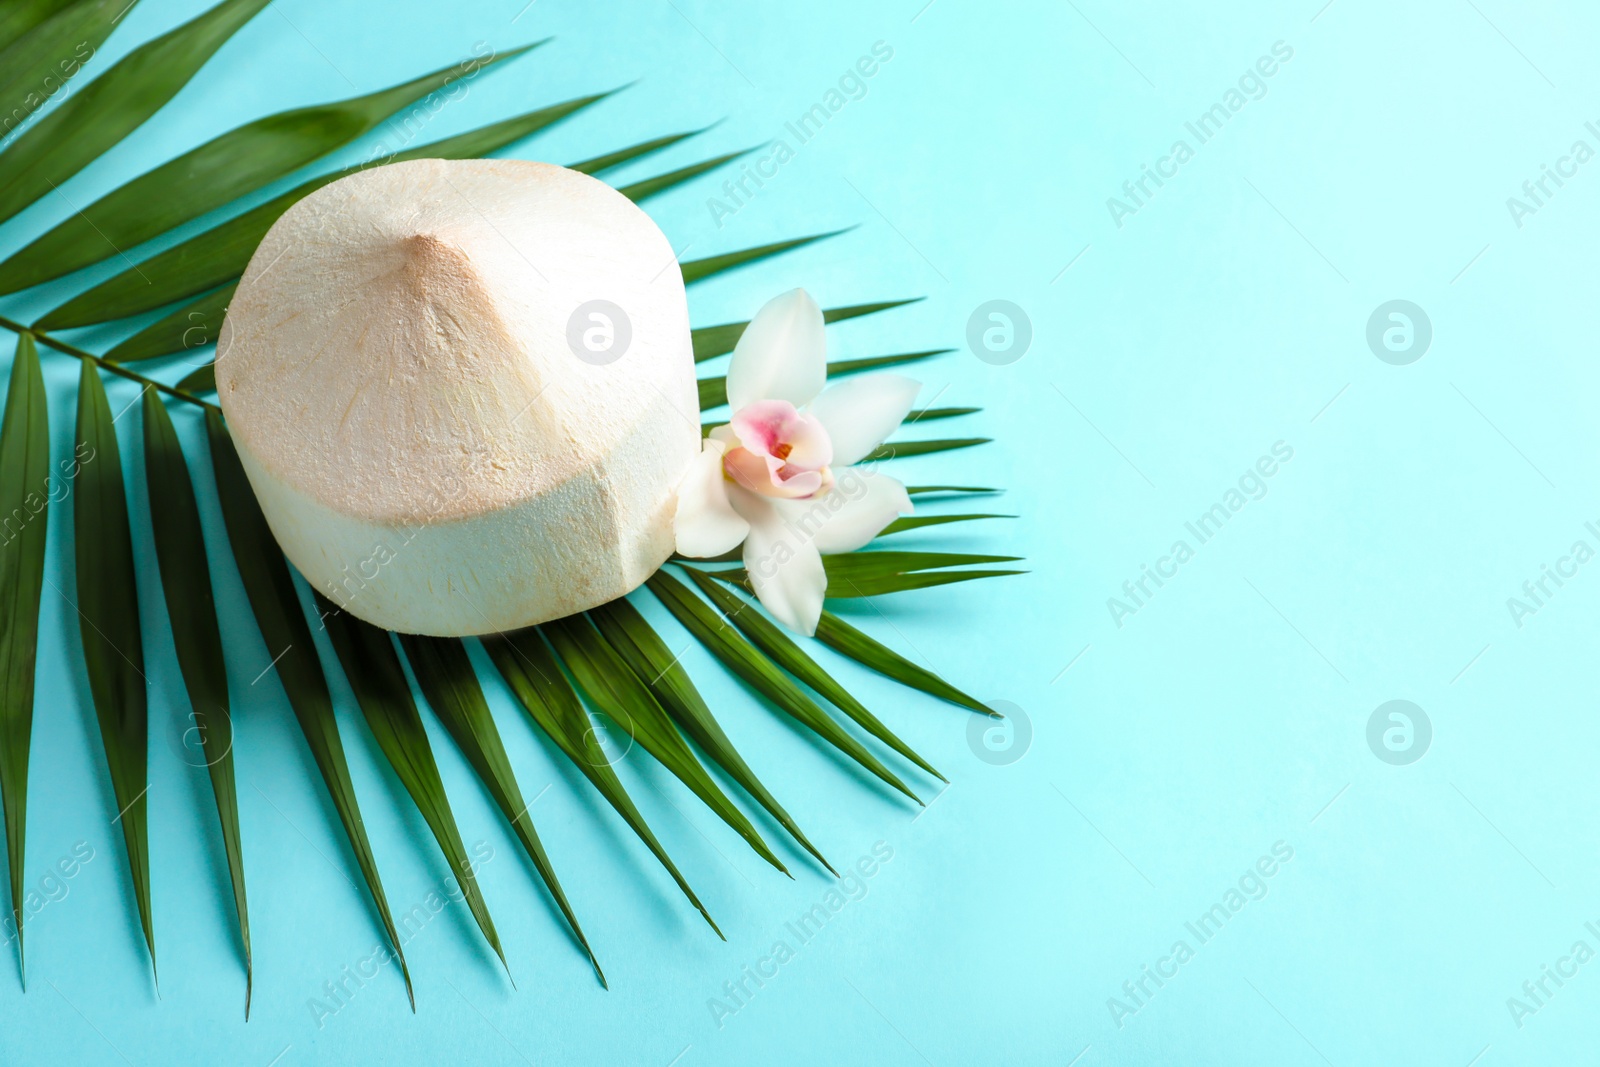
[568,126,706,176]
[543,615,790,877]
[647,571,920,805]
[396,632,607,987]
[140,390,250,1005]
[866,436,992,462]
[482,630,723,939]
[814,610,994,716]
[878,512,1013,537]
[683,570,945,784]
[680,227,857,286]
[618,145,760,203]
[317,601,509,978]
[205,412,413,1003]
[589,599,839,877]
[0,332,48,981]
[906,485,1001,496]
[73,363,154,970]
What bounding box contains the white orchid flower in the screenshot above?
[674,288,918,635]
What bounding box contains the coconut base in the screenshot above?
[236,420,682,637]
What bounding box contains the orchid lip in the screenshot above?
[724,398,834,498]
[723,445,832,499]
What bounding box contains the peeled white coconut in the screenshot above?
[216,158,700,636]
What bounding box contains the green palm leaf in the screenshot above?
[139,391,249,1012]
[879,512,1011,536]
[829,349,955,377]
[0,42,539,295]
[106,283,234,364]
[317,603,507,977]
[0,0,142,173]
[680,230,849,285]
[177,364,215,394]
[482,629,722,938]
[396,633,605,987]
[616,148,752,203]
[816,550,1024,575]
[682,570,943,783]
[0,333,48,978]
[647,571,918,804]
[0,0,269,227]
[697,348,952,411]
[204,412,414,1006]
[72,363,153,975]
[0,0,81,52]
[906,406,980,422]
[866,436,992,461]
[830,568,1027,596]
[815,610,993,716]
[712,550,1025,599]
[691,298,922,362]
[568,129,703,175]
[543,615,787,876]
[37,91,631,332]
[590,598,836,876]
[906,484,999,496]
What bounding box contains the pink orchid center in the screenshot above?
[723,399,834,499]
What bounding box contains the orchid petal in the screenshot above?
[775,469,913,554]
[674,439,749,557]
[731,399,833,470]
[808,373,921,466]
[724,447,825,499]
[726,288,827,411]
[731,485,827,635]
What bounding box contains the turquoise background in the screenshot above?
[0,0,1595,1063]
